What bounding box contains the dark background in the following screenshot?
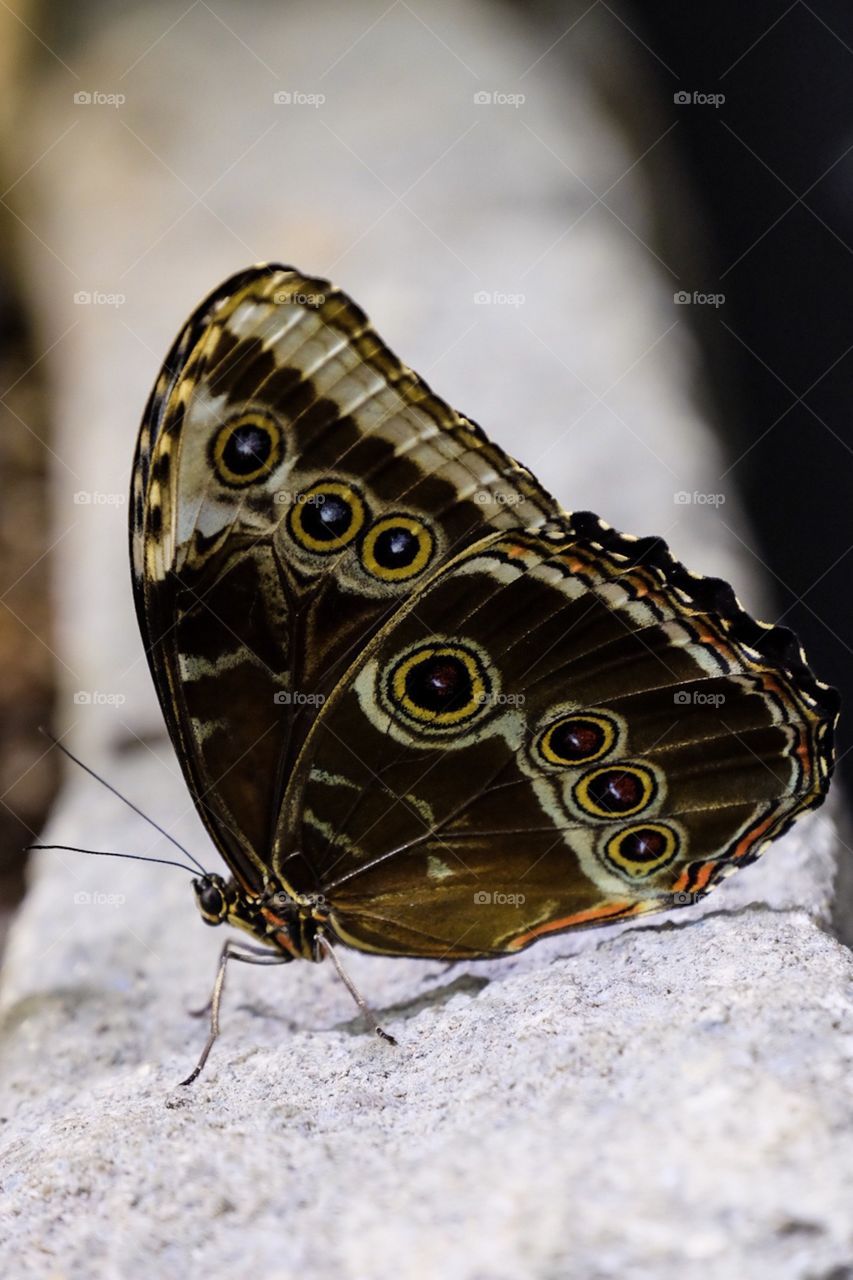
[620,0,853,789]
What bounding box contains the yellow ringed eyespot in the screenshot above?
[537,712,617,766]
[288,481,367,553]
[211,412,283,487]
[573,762,657,819]
[603,823,679,879]
[385,643,493,729]
[360,515,434,582]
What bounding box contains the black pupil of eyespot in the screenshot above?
[406,655,472,712]
[374,525,420,567]
[587,769,644,813]
[223,423,272,475]
[619,828,667,862]
[550,718,604,760]
[301,492,352,541]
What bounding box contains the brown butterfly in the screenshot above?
[128,265,837,1083]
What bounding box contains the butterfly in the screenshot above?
[129,264,838,1083]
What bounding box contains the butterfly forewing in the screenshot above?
[131,265,560,890]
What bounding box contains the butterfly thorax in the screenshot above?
[192,872,324,961]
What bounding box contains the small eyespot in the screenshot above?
[536,712,617,767]
[603,823,679,879]
[288,481,367,553]
[573,763,658,819]
[211,412,284,487]
[360,515,435,582]
[381,641,495,733]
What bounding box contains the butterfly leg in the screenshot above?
[179,939,288,1087]
[315,928,398,1046]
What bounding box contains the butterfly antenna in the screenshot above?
[26,844,201,877]
[38,728,209,877]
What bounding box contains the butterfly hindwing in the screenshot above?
[271,515,836,958]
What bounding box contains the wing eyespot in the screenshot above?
[381,641,496,733]
[288,481,367,553]
[211,412,284,488]
[573,762,658,819]
[603,823,680,879]
[535,712,618,767]
[360,514,435,583]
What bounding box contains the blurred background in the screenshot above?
[0,0,848,938]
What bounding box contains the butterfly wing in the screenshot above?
[130,265,558,888]
[273,514,837,958]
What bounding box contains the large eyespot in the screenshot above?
[573,762,658,819]
[360,515,435,582]
[288,481,367,553]
[211,412,284,487]
[536,712,617,767]
[382,641,495,732]
[603,823,679,879]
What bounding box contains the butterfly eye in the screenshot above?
[194,876,226,923]
[360,515,435,582]
[537,712,617,766]
[211,412,284,487]
[383,641,494,731]
[603,823,679,879]
[288,482,367,553]
[573,763,658,818]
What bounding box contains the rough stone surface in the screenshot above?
[0,3,849,1278]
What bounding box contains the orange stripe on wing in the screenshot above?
[506,900,637,952]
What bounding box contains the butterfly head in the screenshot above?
[192,873,232,926]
